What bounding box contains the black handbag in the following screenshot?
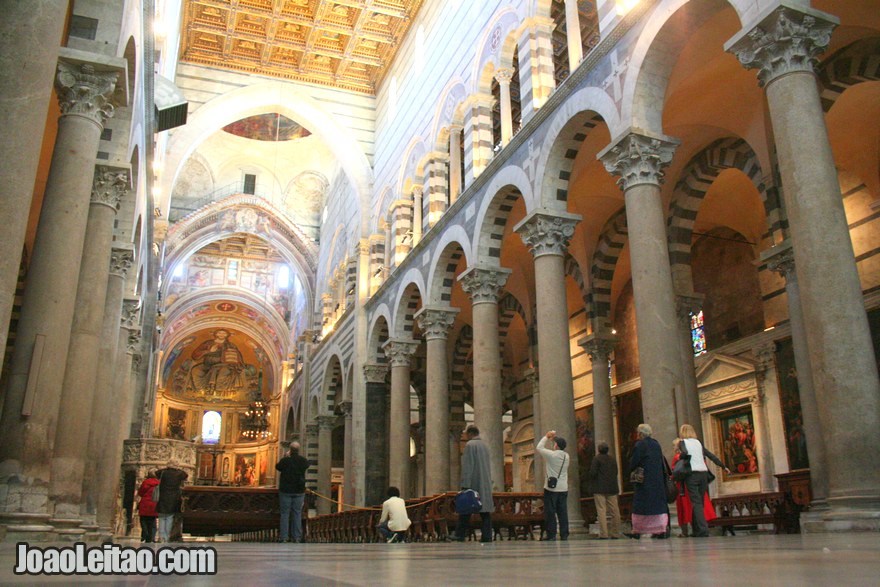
[663,458,678,504]
[547,454,566,489]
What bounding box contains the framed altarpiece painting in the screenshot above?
[714,405,759,481]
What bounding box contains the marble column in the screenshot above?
[515,209,585,524]
[563,0,583,72]
[339,401,354,509]
[599,130,683,454]
[762,241,828,505]
[448,125,463,203]
[449,424,462,489]
[316,415,336,515]
[675,293,704,439]
[458,265,510,491]
[0,0,68,369]
[383,339,418,497]
[727,5,880,513]
[363,363,389,507]
[81,252,134,529]
[0,61,119,533]
[49,166,129,533]
[580,334,617,457]
[524,369,542,483]
[412,185,424,245]
[495,68,515,147]
[415,306,459,494]
[752,344,778,492]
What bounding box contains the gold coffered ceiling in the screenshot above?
[180,0,423,94]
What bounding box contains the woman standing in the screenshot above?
[678,424,730,537]
[628,423,668,538]
[155,466,189,543]
[671,440,716,537]
[136,471,159,543]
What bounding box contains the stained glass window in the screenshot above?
[690,310,707,356]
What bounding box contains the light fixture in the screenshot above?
[241,400,271,440]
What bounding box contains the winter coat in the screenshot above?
[460,437,494,513]
[155,467,189,515]
[629,437,668,516]
[137,477,160,517]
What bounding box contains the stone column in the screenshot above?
[382,339,418,497]
[580,334,617,457]
[515,209,586,524]
[316,415,336,515]
[527,16,557,111]
[0,0,68,369]
[415,306,459,494]
[727,5,880,517]
[412,185,424,245]
[448,125,463,203]
[753,344,778,492]
[563,0,583,72]
[524,369,542,480]
[762,241,828,505]
[49,166,129,533]
[449,424,462,489]
[599,130,683,454]
[339,401,354,509]
[458,265,510,491]
[675,293,704,439]
[363,363,389,507]
[81,251,134,529]
[494,68,515,147]
[0,61,119,533]
[304,423,319,504]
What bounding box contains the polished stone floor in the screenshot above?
[1,533,878,585]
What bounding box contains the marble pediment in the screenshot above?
[695,353,757,389]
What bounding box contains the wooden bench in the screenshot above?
[707,491,792,533]
[181,486,282,540]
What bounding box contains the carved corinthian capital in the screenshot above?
[725,4,837,87]
[579,333,618,363]
[91,166,130,210]
[382,339,419,368]
[55,62,119,126]
[760,239,796,281]
[599,130,680,191]
[121,297,141,330]
[109,246,135,278]
[514,210,581,258]
[126,329,142,355]
[458,265,511,304]
[494,67,515,85]
[363,363,388,383]
[415,306,460,340]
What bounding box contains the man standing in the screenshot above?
[453,425,495,542]
[536,430,570,541]
[589,441,622,539]
[276,441,310,543]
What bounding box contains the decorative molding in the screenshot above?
[91,166,129,210]
[726,4,838,87]
[514,210,581,258]
[599,130,680,191]
[109,246,135,278]
[415,306,459,340]
[121,298,141,330]
[458,265,511,304]
[126,329,142,355]
[382,339,418,367]
[55,62,119,126]
[363,363,388,383]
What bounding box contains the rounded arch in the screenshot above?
[473,166,534,263]
[427,232,471,305]
[399,138,429,193]
[284,406,295,441]
[367,310,391,364]
[162,81,373,235]
[431,80,469,149]
[819,36,880,111]
[391,272,427,338]
[473,8,522,94]
[588,206,628,333]
[321,354,345,415]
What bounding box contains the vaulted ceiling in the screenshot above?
[180,0,424,94]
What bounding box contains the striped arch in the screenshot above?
[588,207,628,332]
[539,112,604,206]
[367,313,390,365]
[322,355,344,414]
[818,37,880,112]
[498,291,529,357]
[429,239,468,304]
[564,252,589,309]
[393,281,423,338]
[477,187,524,262]
[666,137,781,271]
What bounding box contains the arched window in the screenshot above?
[690,310,707,356]
[202,411,222,444]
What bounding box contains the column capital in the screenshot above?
[411,184,424,198]
[753,342,776,373]
[514,209,581,258]
[523,367,539,390]
[760,239,796,281]
[55,61,120,127]
[382,338,419,367]
[675,292,705,320]
[598,129,680,191]
[363,363,388,383]
[448,123,464,135]
[121,297,141,331]
[338,401,353,417]
[494,67,515,84]
[458,265,511,304]
[578,332,618,362]
[91,165,130,210]
[415,306,460,340]
[126,329,142,355]
[109,246,135,278]
[316,415,337,430]
[724,3,838,88]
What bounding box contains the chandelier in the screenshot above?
[241,400,272,440]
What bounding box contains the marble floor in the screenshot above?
[1,533,878,586]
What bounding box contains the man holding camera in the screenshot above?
[536,430,570,541]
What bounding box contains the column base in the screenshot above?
[0,512,56,542]
[565,514,590,538]
[49,516,86,541]
[801,498,880,533]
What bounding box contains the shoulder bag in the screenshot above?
[662,458,678,504]
[455,488,482,515]
[672,442,692,482]
[547,453,566,489]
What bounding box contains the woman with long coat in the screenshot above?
[628,423,669,538]
[155,467,189,542]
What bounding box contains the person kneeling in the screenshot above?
[377,486,411,543]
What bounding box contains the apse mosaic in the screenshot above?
[222,113,312,142]
[163,327,273,404]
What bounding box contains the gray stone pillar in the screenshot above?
[316,415,336,515]
[525,369,542,482]
[599,130,683,455]
[563,0,583,72]
[49,166,129,534]
[363,364,389,507]
[0,0,68,368]
[81,255,134,529]
[753,344,778,492]
[515,209,585,527]
[449,425,462,489]
[495,68,515,146]
[339,401,354,509]
[762,241,829,505]
[580,334,617,457]
[448,125,463,203]
[382,339,418,498]
[458,265,511,491]
[412,185,423,245]
[675,293,704,439]
[415,306,459,494]
[0,61,119,536]
[728,5,880,519]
